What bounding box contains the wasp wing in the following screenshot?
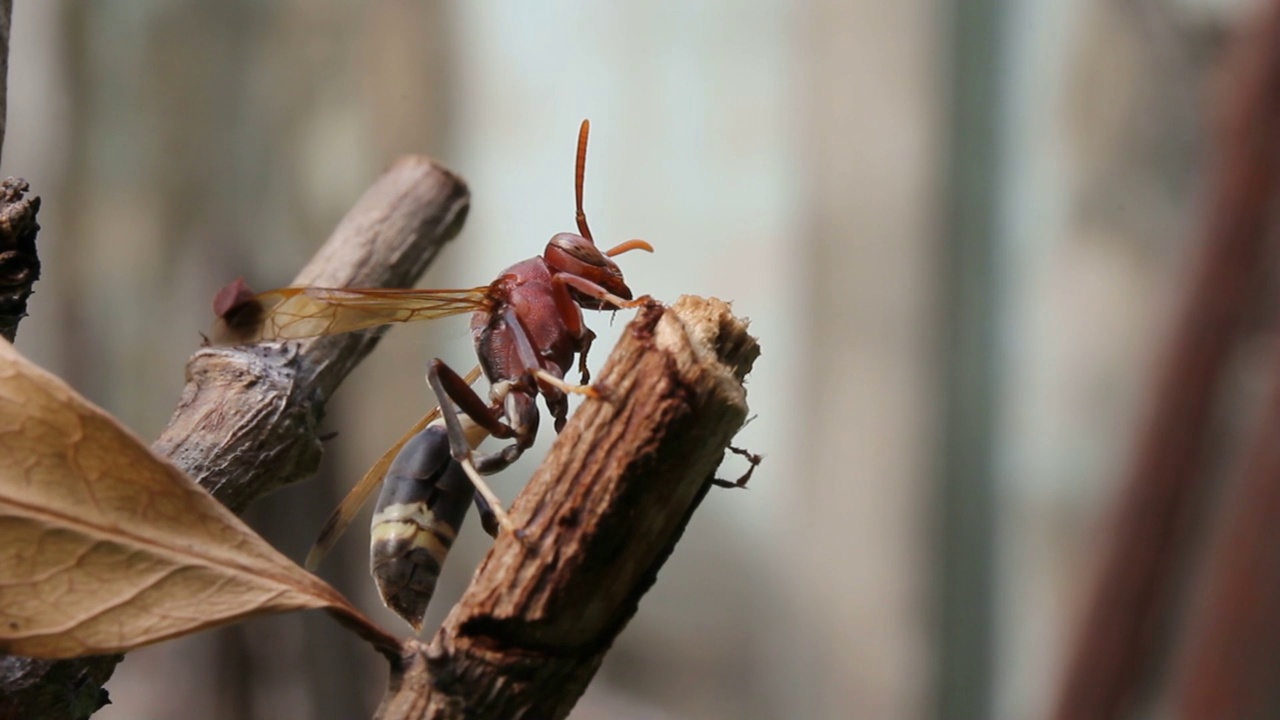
[213,286,492,345]
[304,364,484,571]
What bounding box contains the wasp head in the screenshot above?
[544,232,654,309]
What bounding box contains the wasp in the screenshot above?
[214,121,653,628]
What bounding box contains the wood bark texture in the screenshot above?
[375,295,760,720]
[0,157,469,720]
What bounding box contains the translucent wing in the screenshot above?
[213,286,493,345]
[305,364,485,571]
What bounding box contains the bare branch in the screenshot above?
[0,157,469,720]
[375,295,760,720]
[156,155,469,512]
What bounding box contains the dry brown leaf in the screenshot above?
[0,338,398,659]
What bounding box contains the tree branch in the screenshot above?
[375,295,760,720]
[0,156,469,720]
[1052,3,1280,718]
[155,156,469,512]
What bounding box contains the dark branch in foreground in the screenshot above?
[376,295,760,720]
[0,157,469,720]
[0,178,40,344]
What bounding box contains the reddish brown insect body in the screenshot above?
[213,120,654,628]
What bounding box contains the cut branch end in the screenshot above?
[377,295,760,720]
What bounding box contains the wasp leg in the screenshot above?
[429,359,515,440]
[545,388,570,434]
[530,367,594,433]
[577,327,596,384]
[462,446,526,540]
[471,491,500,539]
[427,359,534,543]
[710,445,763,489]
[495,304,579,433]
[463,392,540,547]
[369,424,473,630]
[457,459,516,536]
[549,272,597,384]
[532,368,599,398]
[556,273,654,311]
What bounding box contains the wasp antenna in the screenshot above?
[575,119,594,242]
[604,239,654,257]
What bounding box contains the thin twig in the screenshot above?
[375,295,760,720]
[0,156,469,720]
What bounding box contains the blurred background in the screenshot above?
[1,1,1258,718]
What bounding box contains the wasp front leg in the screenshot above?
[550,273,598,384]
[369,423,473,630]
[577,326,596,384]
[555,273,654,312]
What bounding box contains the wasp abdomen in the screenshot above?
[370,424,474,630]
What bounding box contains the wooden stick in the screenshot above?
[375,295,760,720]
[0,156,469,720]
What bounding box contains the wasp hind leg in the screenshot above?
[471,491,500,538]
[427,359,532,545]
